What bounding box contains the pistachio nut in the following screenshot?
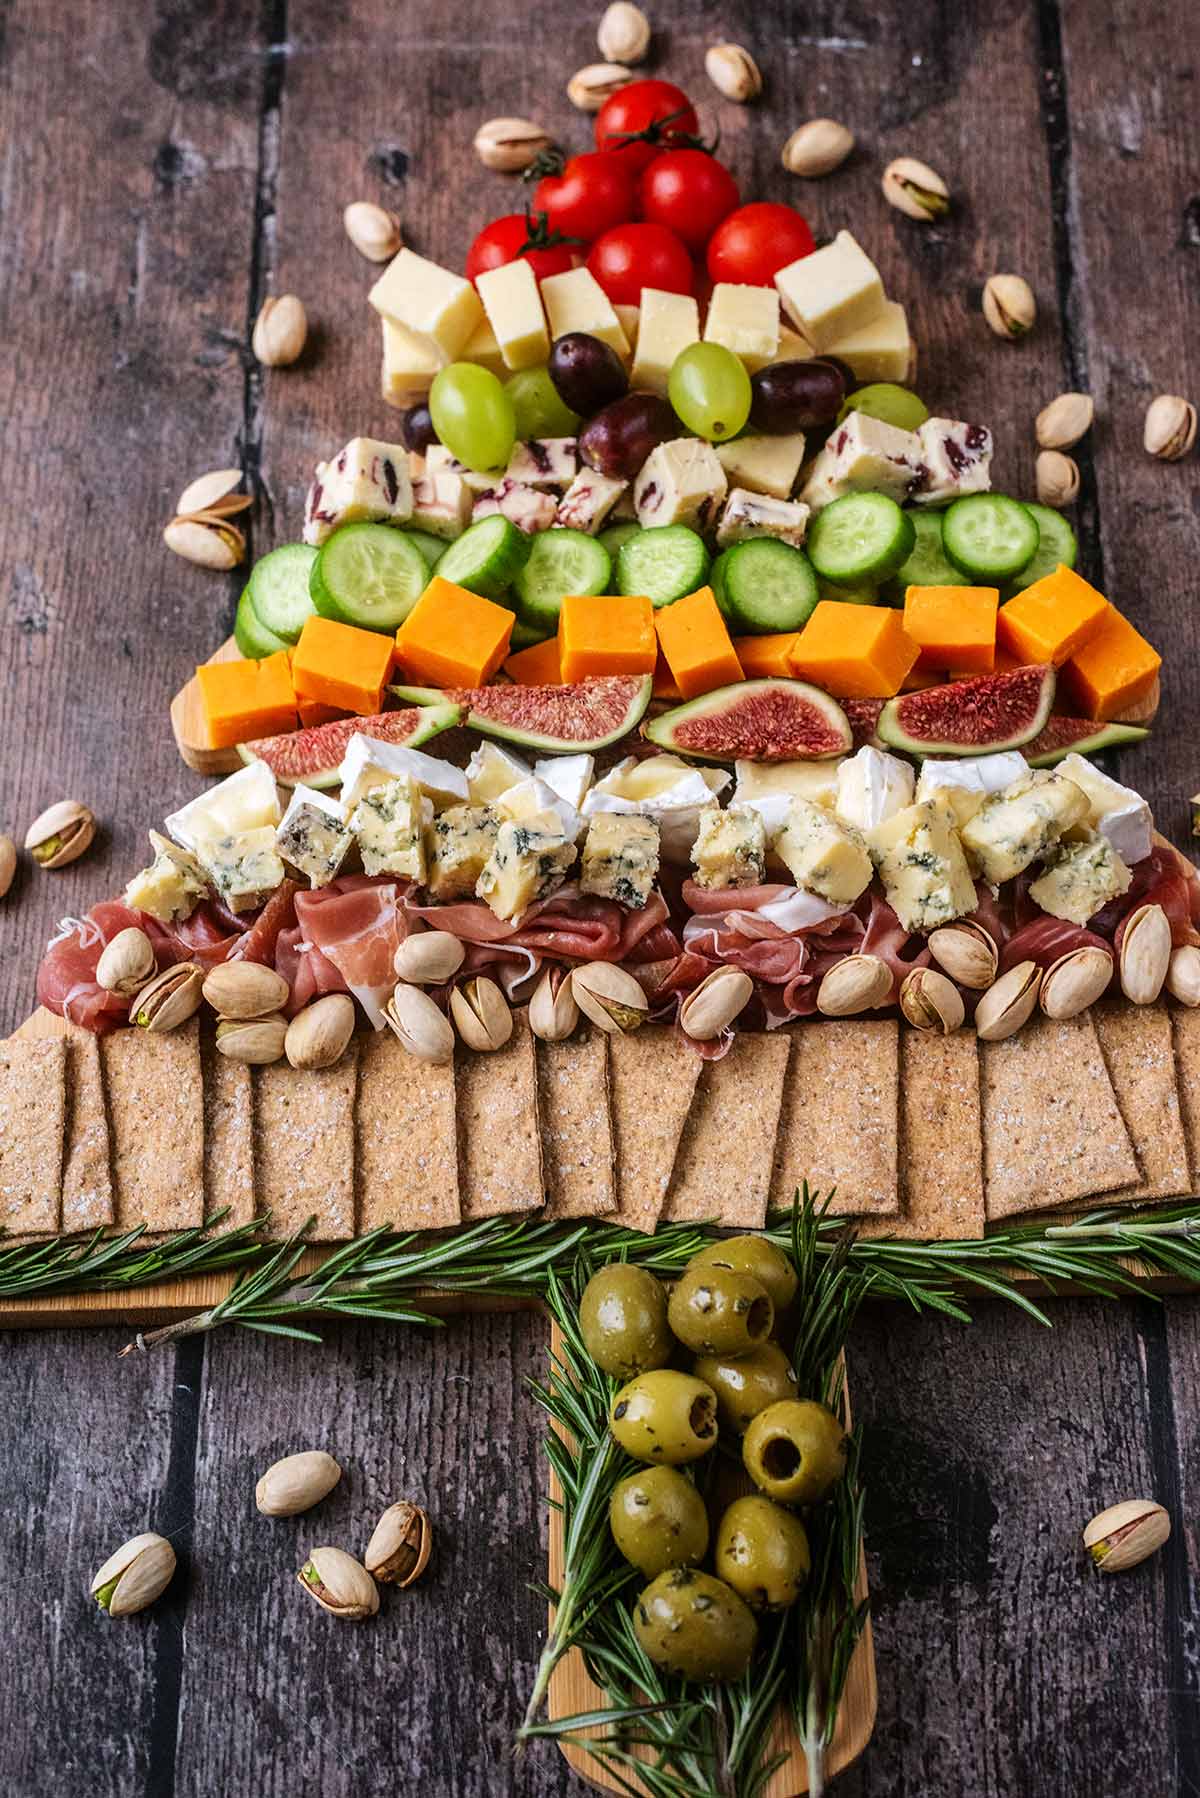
[216,1013,288,1065]
[528,967,579,1041]
[342,200,402,263]
[567,63,637,112]
[1039,945,1114,1019]
[383,982,456,1064]
[816,954,892,1017]
[899,966,965,1034]
[597,1,651,65]
[472,116,553,173]
[24,800,96,869]
[1119,902,1171,1004]
[91,1532,176,1617]
[1083,1498,1170,1574]
[1144,393,1197,462]
[882,155,950,221]
[163,514,247,570]
[705,43,763,103]
[0,833,15,899]
[285,994,356,1070]
[1166,944,1200,1007]
[449,976,513,1052]
[202,960,291,1019]
[364,1500,433,1587]
[781,118,854,178]
[297,1546,379,1620]
[982,273,1036,340]
[393,928,466,985]
[679,966,754,1040]
[570,961,649,1033]
[256,1449,342,1517]
[132,962,204,1032]
[1035,391,1094,450]
[175,469,251,518]
[927,922,998,990]
[1035,449,1080,509]
[96,927,157,997]
[974,960,1041,1041]
[252,294,307,367]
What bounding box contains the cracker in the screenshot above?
[608,1027,703,1234]
[358,1029,460,1230]
[538,1032,616,1219]
[858,1031,985,1241]
[20,1014,113,1231]
[981,1013,1139,1221]
[770,1019,900,1216]
[457,1011,544,1219]
[0,1038,66,1234]
[102,1021,203,1233]
[662,1034,791,1229]
[254,1045,359,1241]
[201,1023,256,1229]
[1172,1007,1200,1190]
[1092,1002,1190,1204]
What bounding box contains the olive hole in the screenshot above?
[746,1297,771,1340]
[690,1394,717,1439]
[762,1434,802,1480]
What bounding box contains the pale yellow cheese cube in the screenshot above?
[774,325,814,361]
[380,318,445,409]
[824,300,911,385]
[774,230,885,352]
[368,247,483,358]
[460,312,508,378]
[632,288,700,394]
[475,259,550,371]
[716,431,807,500]
[540,268,630,356]
[614,304,640,366]
[704,283,780,372]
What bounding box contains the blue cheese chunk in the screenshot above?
[198,826,286,913]
[580,814,661,908]
[869,800,977,933]
[716,488,810,549]
[959,771,1089,886]
[774,799,872,904]
[691,805,767,890]
[476,811,577,923]
[275,786,353,888]
[350,775,428,880]
[302,436,412,546]
[125,830,210,924]
[1029,832,1132,926]
[426,802,501,901]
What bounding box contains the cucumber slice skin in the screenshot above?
[513,529,613,630]
[598,521,643,561]
[718,539,820,634]
[941,494,1041,582]
[246,543,318,643]
[400,528,452,572]
[1004,503,1078,593]
[806,493,916,585]
[234,584,289,659]
[310,523,430,632]
[433,514,531,599]
[617,526,711,609]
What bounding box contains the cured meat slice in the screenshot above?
[293,879,402,1030]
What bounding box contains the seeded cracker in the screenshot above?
[20,1013,113,1230]
[457,1011,544,1218]
[102,1021,203,1232]
[538,1032,617,1219]
[770,1019,900,1215]
[358,1028,460,1229]
[607,1027,703,1234]
[255,1045,359,1240]
[200,1021,256,1229]
[858,1031,985,1240]
[663,1034,791,1228]
[1172,1008,1200,1191]
[0,1038,66,1234]
[1092,1001,1190,1204]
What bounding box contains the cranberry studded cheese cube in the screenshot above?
[633,439,728,531]
[799,412,919,510]
[907,418,993,507]
[303,437,413,546]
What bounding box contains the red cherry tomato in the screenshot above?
[464,214,577,284]
[533,152,637,245]
[594,79,701,174]
[638,149,739,253]
[586,222,693,307]
[706,202,816,287]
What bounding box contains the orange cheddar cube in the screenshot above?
[396,576,513,689]
[900,666,942,692]
[733,634,800,680]
[292,615,396,716]
[996,565,1109,667]
[297,698,349,729]
[789,602,919,699]
[503,636,562,685]
[1061,602,1162,721]
[652,651,683,701]
[196,650,296,750]
[903,585,998,673]
[654,587,743,700]
[558,593,656,683]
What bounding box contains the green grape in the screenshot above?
[667,343,752,443]
[430,363,517,472]
[505,366,581,440]
[837,382,929,432]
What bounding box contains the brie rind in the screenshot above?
[498,776,584,843]
[465,742,533,805]
[756,888,852,931]
[914,752,1030,826]
[338,733,469,811]
[1056,753,1153,865]
[166,760,281,853]
[582,756,731,861]
[534,753,595,811]
[279,783,347,828]
[834,747,915,834]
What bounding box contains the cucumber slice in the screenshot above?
[617,525,711,609]
[512,528,612,631]
[806,493,915,585]
[508,614,553,651]
[598,520,643,561]
[941,493,1040,582]
[713,538,819,634]
[400,528,452,572]
[1006,503,1078,591]
[434,514,531,599]
[310,523,429,632]
[888,510,963,596]
[234,584,289,659]
[245,543,317,644]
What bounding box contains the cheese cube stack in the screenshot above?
[475,259,550,371]
[540,268,630,356]
[369,247,483,359]
[381,318,446,409]
[704,283,781,372]
[774,230,885,351]
[959,771,1089,886]
[715,432,807,501]
[631,289,700,393]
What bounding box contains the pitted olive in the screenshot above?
[610,1370,719,1465]
[580,1263,673,1380]
[667,1264,773,1358]
[742,1399,849,1506]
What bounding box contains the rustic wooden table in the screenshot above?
[2,1,1198,1792]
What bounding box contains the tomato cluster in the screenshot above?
[464,79,814,307]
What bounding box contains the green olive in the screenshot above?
[633,1568,758,1681]
[715,1495,811,1610]
[579,1263,673,1380]
[609,1466,709,1578]
[688,1236,798,1316]
[742,1400,848,1506]
[667,1264,773,1358]
[610,1370,718,1465]
[693,1341,799,1434]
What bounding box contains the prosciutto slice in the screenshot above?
[404,885,674,965]
[36,898,242,1030]
[293,879,402,1029]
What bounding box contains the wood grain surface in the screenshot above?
[2,1,1199,1794]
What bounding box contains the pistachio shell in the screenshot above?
[202,960,291,1019]
[567,63,637,112]
[1083,1498,1170,1573]
[252,294,307,368]
[364,1500,433,1587]
[781,118,854,178]
[882,155,950,220]
[679,967,754,1040]
[96,927,157,997]
[163,514,246,569]
[449,976,513,1052]
[256,1449,342,1517]
[91,1532,176,1617]
[1144,394,1196,462]
[816,954,892,1017]
[1039,945,1114,1019]
[899,966,964,1034]
[1167,944,1200,1007]
[0,834,15,899]
[1035,449,1080,508]
[570,961,649,1033]
[298,1546,379,1619]
[1035,391,1094,450]
[24,800,96,868]
[597,1,651,64]
[393,929,467,985]
[705,43,763,103]
[472,116,553,173]
[974,961,1041,1041]
[383,983,455,1063]
[215,1013,288,1064]
[132,963,204,1032]
[927,922,998,989]
[528,968,580,1041]
[343,200,402,262]
[1119,903,1171,1004]
[175,468,245,516]
[982,274,1036,340]
[285,994,356,1070]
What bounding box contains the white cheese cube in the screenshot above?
[634,438,728,531]
[473,480,557,533]
[1055,754,1153,865]
[908,418,993,507]
[424,443,495,494]
[125,830,210,923]
[460,312,508,378]
[614,304,641,360]
[835,747,915,834]
[368,246,483,359]
[198,826,286,913]
[869,799,977,932]
[797,412,920,511]
[476,259,551,371]
[774,325,815,361]
[1029,833,1132,926]
[505,438,579,489]
[426,802,502,901]
[704,283,781,372]
[466,742,533,806]
[774,230,886,352]
[715,432,807,501]
[631,288,700,394]
[380,318,446,409]
[534,753,595,810]
[498,775,583,843]
[774,798,873,904]
[915,752,1030,827]
[477,812,577,922]
[959,771,1089,886]
[338,734,469,813]
[823,301,912,385]
[350,775,427,880]
[691,805,768,889]
[716,488,810,550]
[410,472,473,538]
[303,436,413,546]
[555,467,628,534]
[166,760,281,854]
[581,813,661,908]
[275,786,353,888]
[540,268,630,356]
